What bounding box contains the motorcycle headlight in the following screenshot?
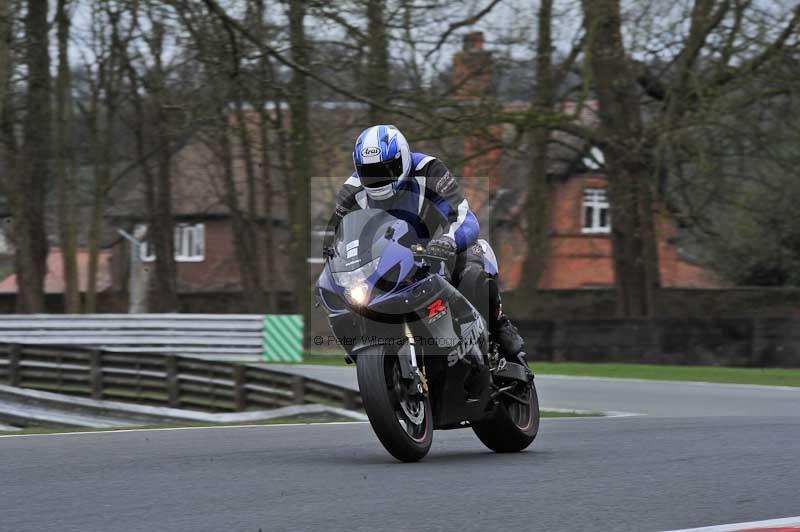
[346,284,368,306]
[331,259,380,306]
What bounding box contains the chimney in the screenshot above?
[452,31,494,99]
[451,31,501,216]
[463,31,484,51]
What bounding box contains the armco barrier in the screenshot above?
[0,343,359,412]
[0,314,303,362]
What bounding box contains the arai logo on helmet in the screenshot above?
[361,146,381,157]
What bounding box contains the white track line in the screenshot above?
[543,406,641,418]
[0,421,369,439]
[0,410,632,440]
[661,515,800,531]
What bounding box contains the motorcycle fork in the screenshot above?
[397,321,428,396]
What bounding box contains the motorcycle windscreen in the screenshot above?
[330,209,409,272]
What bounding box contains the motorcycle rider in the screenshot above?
[327,124,526,365]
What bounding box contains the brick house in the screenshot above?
[485,171,723,290]
[104,127,296,311]
[451,32,723,291]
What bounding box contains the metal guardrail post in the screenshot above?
[165,355,179,407]
[343,390,358,411]
[1,341,362,414]
[89,349,103,399]
[292,375,305,405]
[8,344,20,386]
[233,365,246,411]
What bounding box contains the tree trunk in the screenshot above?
[147,23,178,313]
[232,98,267,311]
[254,0,277,313]
[85,106,111,314]
[150,111,178,312]
[365,0,389,123]
[15,0,51,313]
[55,0,80,313]
[217,106,261,311]
[523,0,554,295]
[0,0,16,217]
[86,11,121,314]
[288,0,311,336]
[0,0,9,123]
[257,107,278,312]
[581,0,661,317]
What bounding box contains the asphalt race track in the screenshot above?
[266,365,800,417]
[2,375,799,532]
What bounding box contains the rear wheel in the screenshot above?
[472,379,539,453]
[356,347,433,462]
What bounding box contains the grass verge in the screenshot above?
[289,352,800,387]
[532,362,800,387]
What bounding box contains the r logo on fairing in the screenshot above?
[427,298,446,320]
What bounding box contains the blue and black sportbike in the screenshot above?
[315,208,539,462]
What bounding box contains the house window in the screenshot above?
[0,228,10,254]
[136,223,205,262]
[582,188,611,234]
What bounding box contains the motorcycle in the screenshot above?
[315,208,539,462]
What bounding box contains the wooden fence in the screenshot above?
[0,343,359,412]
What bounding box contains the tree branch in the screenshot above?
[710,3,800,87]
[423,0,504,61]
[191,0,440,127]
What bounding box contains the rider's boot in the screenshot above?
[490,313,526,366]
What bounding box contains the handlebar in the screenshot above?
[412,244,452,283]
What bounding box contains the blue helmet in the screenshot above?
[353,125,412,200]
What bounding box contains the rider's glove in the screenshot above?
[426,236,457,276]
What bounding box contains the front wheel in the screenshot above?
[472,380,540,453]
[356,347,433,462]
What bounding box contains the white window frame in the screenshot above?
[136,222,205,262]
[174,223,205,262]
[0,227,11,254]
[581,188,611,234]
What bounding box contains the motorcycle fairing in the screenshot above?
[317,209,499,428]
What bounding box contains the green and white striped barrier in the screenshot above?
[262,315,304,363]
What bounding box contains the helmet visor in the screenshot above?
[357,157,404,188]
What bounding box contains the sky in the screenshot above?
[56,0,800,88]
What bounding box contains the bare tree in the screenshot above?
[11,0,52,312]
[82,1,126,313]
[365,0,389,123]
[145,15,179,312]
[55,0,81,312]
[581,0,661,317]
[287,0,312,331]
[252,0,279,313]
[573,0,800,314]
[522,0,555,293]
